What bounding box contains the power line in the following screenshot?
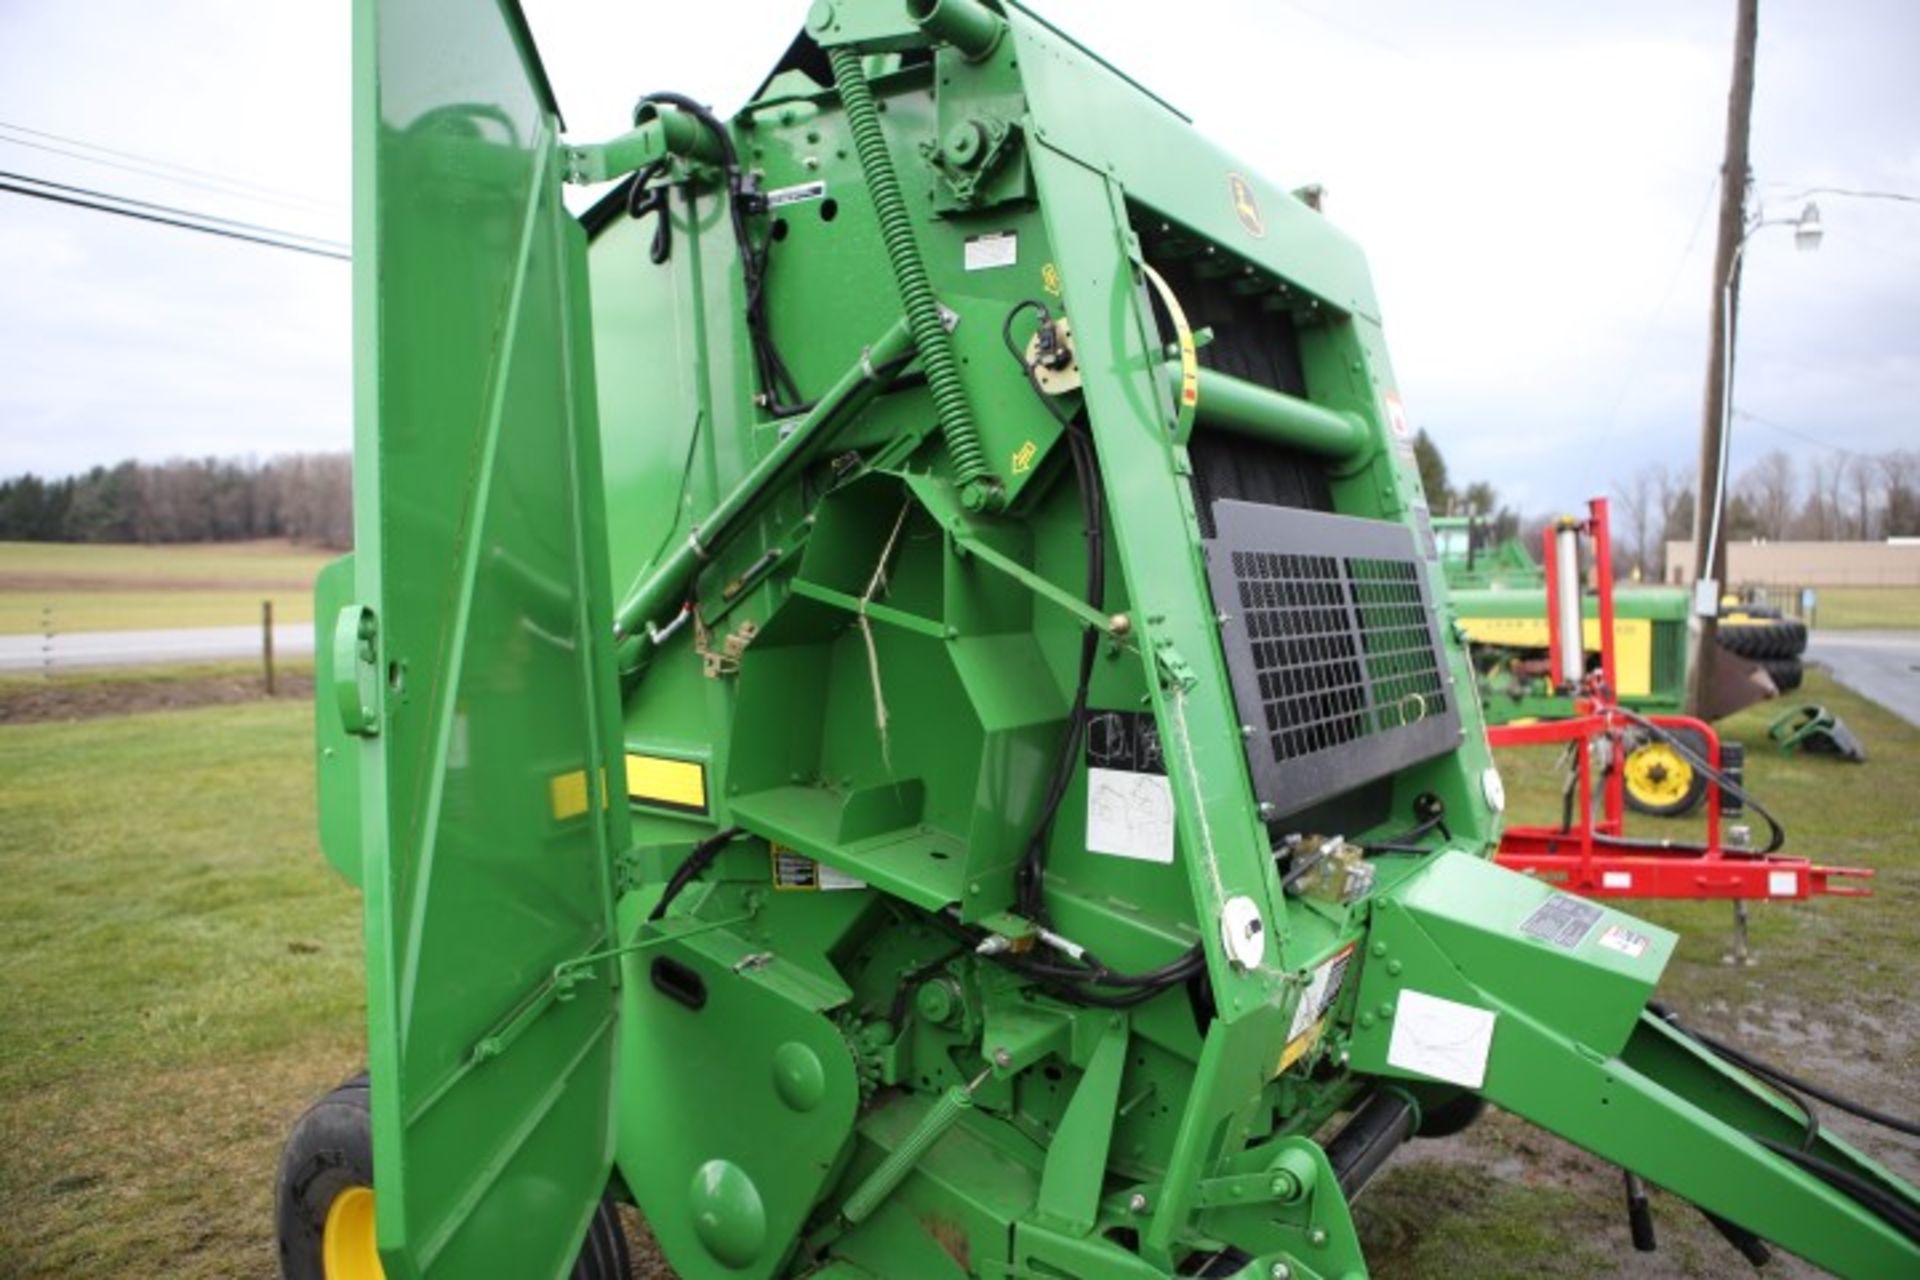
[0,119,338,212]
[1,169,345,247]
[1767,184,1920,208]
[0,173,349,262]
[1602,173,1721,432]
[1733,409,1860,458]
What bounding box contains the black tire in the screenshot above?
[276,1074,375,1280]
[1718,618,1807,661]
[571,1196,632,1280]
[1761,656,1804,694]
[276,1072,632,1280]
[1623,728,1709,819]
[1415,1090,1488,1139]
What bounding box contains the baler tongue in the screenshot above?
[1357,853,1920,1276]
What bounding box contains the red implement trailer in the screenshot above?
[1487,498,1870,909]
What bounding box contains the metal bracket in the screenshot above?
[330,605,381,737]
[696,617,760,679]
[1152,636,1198,692]
[468,911,752,1067]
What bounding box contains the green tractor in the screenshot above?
[277,2,1920,1277]
[1437,513,1808,815]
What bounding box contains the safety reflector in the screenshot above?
[626,753,707,813]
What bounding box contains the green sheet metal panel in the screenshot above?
[351,0,626,1275]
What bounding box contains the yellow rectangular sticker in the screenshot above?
[549,770,590,821]
[626,753,707,813]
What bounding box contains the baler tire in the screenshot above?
[275,1072,633,1280]
[571,1196,633,1280]
[1761,657,1804,694]
[275,1074,376,1280]
[1415,1091,1488,1139]
[1623,730,1708,818]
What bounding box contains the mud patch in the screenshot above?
[0,672,313,724]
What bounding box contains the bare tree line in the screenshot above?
[1612,448,1920,578]
[0,454,352,549]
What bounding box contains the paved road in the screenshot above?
[0,624,314,673]
[1806,629,1920,727]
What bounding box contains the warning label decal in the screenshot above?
[1519,894,1602,949]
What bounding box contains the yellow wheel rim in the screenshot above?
[1625,742,1693,808]
[322,1185,385,1280]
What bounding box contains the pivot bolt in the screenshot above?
[1270,1265,1292,1280]
[1310,1229,1328,1247]
[993,1047,1012,1068]
[1128,1192,1149,1214]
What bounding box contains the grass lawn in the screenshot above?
[0,540,336,635]
[0,697,362,1278]
[0,670,1911,1277]
[1805,585,1920,630]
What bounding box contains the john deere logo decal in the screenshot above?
[1229,173,1265,238]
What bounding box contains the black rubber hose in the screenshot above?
[647,826,744,922]
[1752,1136,1920,1245]
[1650,1001,1920,1139]
[1613,707,1786,853]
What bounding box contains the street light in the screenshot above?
[1693,200,1823,619]
[1792,201,1824,251]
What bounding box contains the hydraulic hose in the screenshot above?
[827,45,999,511]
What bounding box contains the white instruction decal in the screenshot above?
[1086,767,1175,864]
[964,230,1018,271]
[766,180,827,207]
[1386,989,1497,1089]
[1602,871,1633,890]
[1768,870,1798,898]
[772,845,867,891]
[1597,924,1650,959]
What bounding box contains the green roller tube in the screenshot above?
[612,316,914,649]
[906,0,1005,60]
[841,1080,976,1224]
[1174,361,1370,462]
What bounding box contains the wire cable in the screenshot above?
[0,173,348,261]
[2,168,344,245]
[1611,706,1785,853]
[0,118,338,211]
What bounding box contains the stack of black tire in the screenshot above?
[1717,608,1807,693]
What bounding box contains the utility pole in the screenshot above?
[1685,0,1760,718]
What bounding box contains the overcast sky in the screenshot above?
[1,0,1914,514]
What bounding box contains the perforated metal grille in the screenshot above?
[1206,501,1460,819]
[1349,557,1449,731]
[1234,549,1368,761]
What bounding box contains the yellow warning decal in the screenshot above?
[549,770,590,821]
[626,752,707,813]
[549,767,610,821]
[1277,1018,1326,1073]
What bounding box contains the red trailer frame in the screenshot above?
[1487,498,1869,902]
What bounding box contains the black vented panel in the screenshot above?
[1205,500,1459,819]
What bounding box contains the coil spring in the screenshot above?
[828,46,998,508]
